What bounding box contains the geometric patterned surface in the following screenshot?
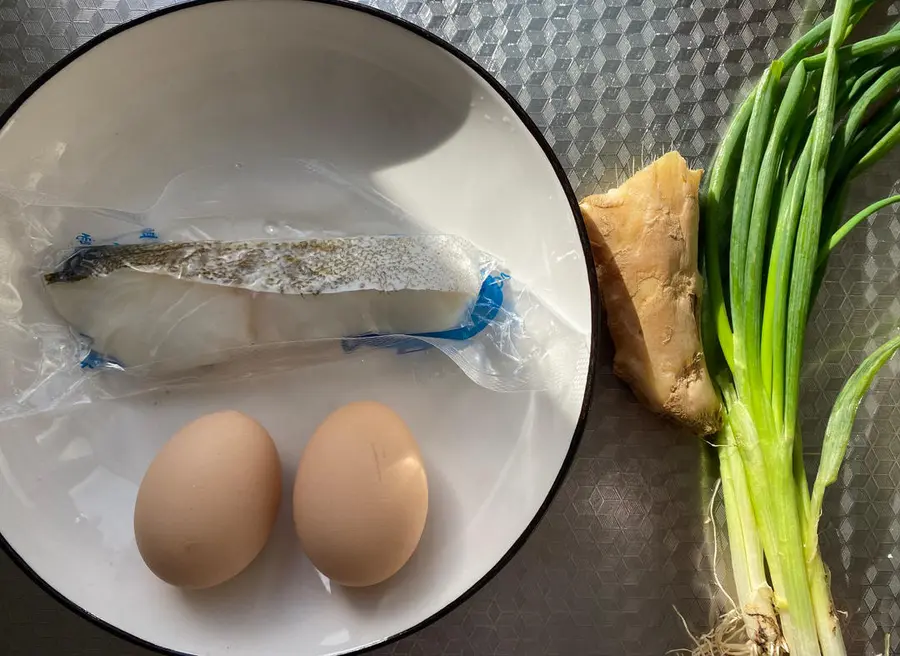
[0,0,898,654]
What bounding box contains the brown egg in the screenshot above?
[293,401,428,587]
[134,411,282,589]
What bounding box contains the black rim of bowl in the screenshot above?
[0,1,599,654]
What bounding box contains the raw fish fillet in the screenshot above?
[44,236,487,369]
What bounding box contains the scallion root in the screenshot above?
[671,606,785,656]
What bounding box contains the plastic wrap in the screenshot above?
[0,160,585,421]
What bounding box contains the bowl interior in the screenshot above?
[0,1,593,655]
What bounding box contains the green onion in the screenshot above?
[828,66,900,187]
[802,30,900,68]
[697,0,900,653]
[807,334,900,562]
[819,194,900,265]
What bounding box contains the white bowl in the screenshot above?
[0,1,597,655]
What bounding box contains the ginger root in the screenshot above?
[580,151,722,435]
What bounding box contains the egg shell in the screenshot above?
[293,401,428,587]
[134,410,282,589]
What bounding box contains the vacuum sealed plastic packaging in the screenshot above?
[43,235,506,370]
[0,160,586,421]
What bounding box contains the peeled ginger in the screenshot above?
[580,152,722,435]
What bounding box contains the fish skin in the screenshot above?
[45,235,485,296]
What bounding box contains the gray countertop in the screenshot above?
[1,0,898,654]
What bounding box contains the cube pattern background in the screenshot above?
[0,0,898,654]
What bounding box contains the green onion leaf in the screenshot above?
[807,334,900,561]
